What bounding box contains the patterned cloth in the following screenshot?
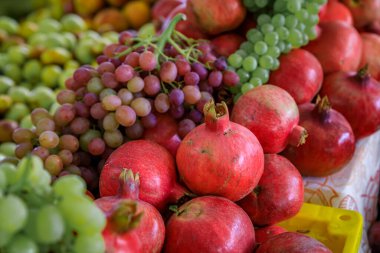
[303,130,380,253]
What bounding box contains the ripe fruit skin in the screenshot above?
[164,196,256,253]
[282,97,356,177]
[211,33,244,57]
[176,101,264,202]
[342,0,380,28]
[319,0,353,25]
[238,154,304,226]
[254,225,287,244]
[359,32,380,81]
[320,69,380,139]
[256,232,332,253]
[304,21,362,74]
[100,140,187,212]
[269,49,323,104]
[231,85,307,154]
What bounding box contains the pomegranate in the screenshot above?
[359,33,380,81]
[282,97,356,177]
[176,100,264,202]
[100,140,187,212]
[254,225,287,245]
[143,113,181,156]
[211,33,245,57]
[96,170,165,253]
[369,221,380,252]
[268,49,323,104]
[238,154,304,226]
[342,0,380,28]
[231,85,308,154]
[303,21,362,74]
[319,0,353,25]
[163,196,256,253]
[256,232,332,253]
[320,67,380,139]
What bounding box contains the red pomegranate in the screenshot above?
[342,0,380,28]
[163,196,256,253]
[96,170,165,253]
[304,21,362,74]
[231,85,308,154]
[100,140,187,212]
[254,225,287,245]
[359,33,380,81]
[211,33,245,57]
[176,100,264,202]
[319,0,353,25]
[269,49,323,104]
[238,154,304,226]
[320,67,380,139]
[282,96,356,177]
[256,232,332,253]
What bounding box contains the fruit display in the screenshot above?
[1,0,380,252]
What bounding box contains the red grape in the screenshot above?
[139,51,157,71]
[160,61,178,83]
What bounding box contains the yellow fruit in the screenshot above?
[73,0,103,17]
[93,8,128,33]
[122,1,151,29]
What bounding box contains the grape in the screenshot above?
[54,104,76,126]
[90,102,107,120]
[87,77,104,94]
[57,90,76,105]
[118,30,136,45]
[35,118,56,136]
[143,75,161,96]
[59,135,80,153]
[115,64,134,82]
[127,76,145,93]
[169,88,185,106]
[267,46,281,58]
[125,121,144,140]
[264,32,279,46]
[36,205,65,244]
[97,61,115,74]
[102,95,122,111]
[255,0,268,8]
[73,67,94,86]
[240,42,254,52]
[15,142,33,159]
[8,87,29,103]
[101,72,118,89]
[306,2,320,14]
[175,59,191,76]
[261,23,274,34]
[53,175,86,196]
[6,235,38,253]
[241,83,255,94]
[227,53,243,68]
[61,14,87,33]
[189,109,203,123]
[154,93,170,113]
[0,230,12,247]
[191,63,208,80]
[183,71,200,86]
[74,234,105,253]
[235,49,248,57]
[183,86,201,104]
[242,56,258,72]
[88,138,106,156]
[30,147,49,161]
[249,77,263,87]
[58,150,73,166]
[103,113,120,131]
[139,51,157,71]
[287,0,302,13]
[160,61,178,83]
[170,105,185,119]
[252,67,270,83]
[39,131,60,149]
[288,28,303,47]
[305,14,319,26]
[237,69,250,83]
[83,93,98,107]
[254,41,268,55]
[285,15,298,28]
[141,113,157,128]
[45,155,64,176]
[305,26,318,40]
[99,88,117,101]
[259,55,274,69]
[208,71,223,87]
[257,14,271,25]
[214,58,227,71]
[103,130,123,148]
[272,14,285,27]
[296,9,309,21]
[0,142,16,157]
[223,70,240,87]
[79,130,101,151]
[12,128,35,144]
[130,97,152,117]
[0,195,28,234]
[124,52,140,67]
[178,119,196,138]
[31,108,51,125]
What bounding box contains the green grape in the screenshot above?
[58,195,106,234]
[283,42,293,53]
[247,29,264,43]
[240,42,254,52]
[305,26,318,40]
[257,14,271,25]
[235,49,248,57]
[0,169,6,190]
[62,32,77,50]
[138,23,156,39]
[264,32,279,46]
[0,76,15,93]
[0,54,8,70]
[20,115,33,129]
[249,77,263,87]
[87,77,104,94]
[255,0,268,8]
[243,0,256,8]
[267,46,281,58]
[0,195,28,234]
[75,41,94,64]
[99,88,117,100]
[0,230,12,247]
[5,234,38,253]
[0,17,19,34]
[315,0,327,5]
[74,234,105,253]
[3,64,22,83]
[241,83,255,94]
[261,23,274,34]
[254,41,268,55]
[271,58,280,70]
[53,175,86,196]
[15,156,51,191]
[80,130,101,152]
[24,208,39,241]
[251,67,270,83]
[237,69,250,83]
[273,0,287,12]
[287,0,302,13]
[228,53,243,68]
[259,55,274,69]
[38,19,62,33]
[276,26,289,40]
[271,14,285,27]
[277,41,286,52]
[23,60,42,83]
[5,103,30,122]
[242,56,258,72]
[61,14,87,33]
[41,65,62,88]
[306,2,320,14]
[285,15,298,29]
[29,86,56,109]
[0,142,16,157]
[44,33,68,49]
[295,9,309,21]
[0,162,16,186]
[64,60,79,70]
[36,205,65,244]
[7,45,30,65]
[297,22,306,31]
[305,14,319,26]
[288,29,303,47]
[8,87,30,103]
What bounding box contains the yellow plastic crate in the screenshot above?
[277,202,363,253]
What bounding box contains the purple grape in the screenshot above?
[184,72,200,86]
[97,61,115,74]
[144,75,161,96]
[214,57,227,71]
[178,119,196,138]
[169,88,185,106]
[175,59,191,76]
[170,105,185,119]
[191,63,208,80]
[125,121,144,140]
[83,93,98,107]
[96,55,108,64]
[198,80,213,93]
[208,70,223,87]
[73,67,92,86]
[188,109,203,124]
[141,113,157,128]
[101,72,119,89]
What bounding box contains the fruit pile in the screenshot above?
[1,0,380,252]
